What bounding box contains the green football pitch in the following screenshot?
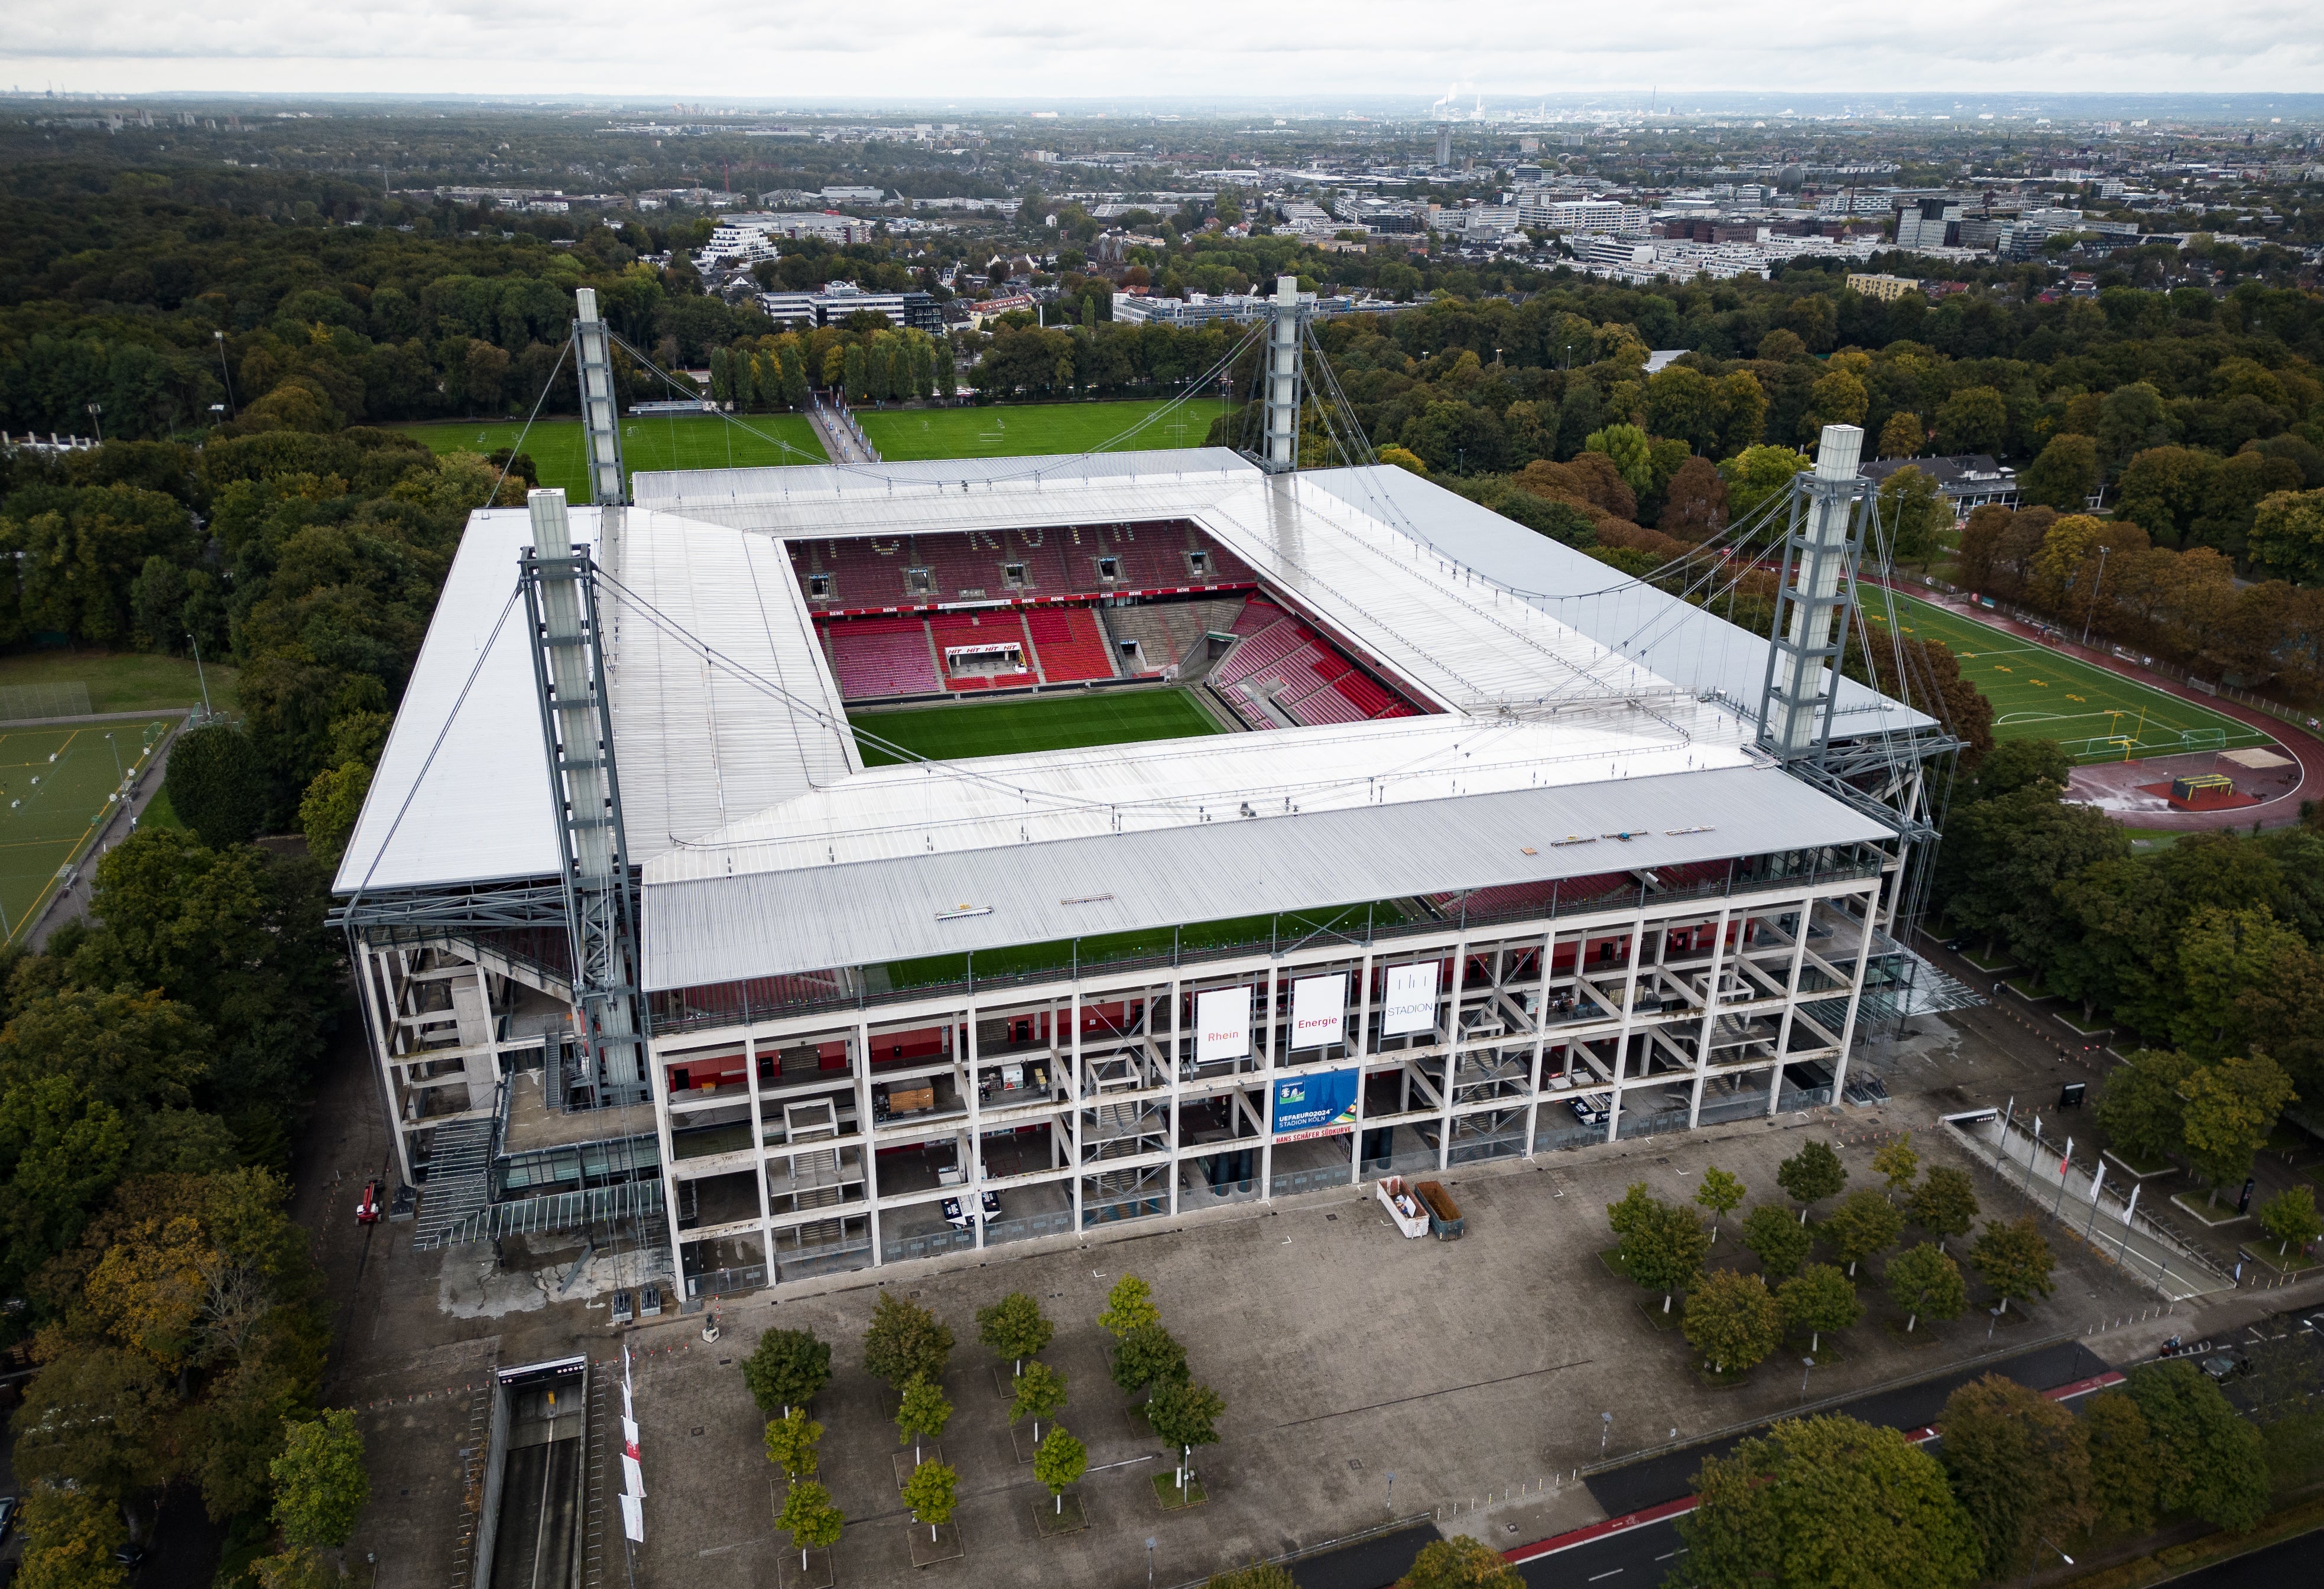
[0,720,173,943]
[851,688,1221,766]
[1866,590,2266,761]
[390,412,825,499]
[856,399,1226,462]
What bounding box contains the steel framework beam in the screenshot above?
[521,489,648,1107]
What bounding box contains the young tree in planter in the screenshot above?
[1776,1140,1847,1224]
[864,1292,953,1389]
[2258,1184,2322,1258]
[775,1481,843,1572]
[1821,1189,1906,1278]
[1937,1372,2094,1577]
[1885,1242,1968,1333]
[1010,1360,1067,1442]
[2179,1054,2296,1205]
[1146,1378,1225,1495]
[1872,1135,1920,1203]
[895,1374,953,1465]
[1969,1217,2056,1315]
[1034,1424,1088,1515]
[1619,1195,1710,1313]
[1908,1166,1980,1252]
[1110,1322,1189,1398]
[1606,1181,1656,1239]
[975,1291,1054,1377]
[743,1327,832,1418]
[1777,1263,1861,1354]
[1683,1268,1780,1376]
[900,1459,959,1542]
[1694,1166,1745,1242]
[1739,1203,1813,1279]
[1098,1273,1161,1338]
[763,1408,823,1480]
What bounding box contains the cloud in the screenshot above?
[4,0,2320,97]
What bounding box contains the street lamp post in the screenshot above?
[1800,1355,1815,1400]
[85,402,103,443]
[187,632,215,724]
[1600,1411,1612,1455]
[214,330,237,418]
[2027,1536,2073,1584]
[1385,1471,1396,1517]
[1988,1304,2004,1341]
[2079,544,2111,648]
[1145,1536,1157,1589]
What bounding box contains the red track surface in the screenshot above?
[1902,590,2322,833]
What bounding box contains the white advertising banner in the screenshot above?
[1195,986,1249,1064]
[621,1452,647,1497]
[619,1491,644,1543]
[1289,973,1349,1049]
[621,1415,639,1449]
[1382,961,1439,1036]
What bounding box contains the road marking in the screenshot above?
[1589,1571,1624,1581]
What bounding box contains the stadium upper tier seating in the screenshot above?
[1023,607,1116,682]
[824,615,939,698]
[787,521,1255,608]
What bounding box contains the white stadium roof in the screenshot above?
[340,450,1920,988]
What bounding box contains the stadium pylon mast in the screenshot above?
[520,488,649,1109]
[573,287,628,506]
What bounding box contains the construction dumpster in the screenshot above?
[1377,1175,1429,1239]
[1416,1180,1463,1239]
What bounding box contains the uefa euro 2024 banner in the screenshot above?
[1273,1068,1359,1140]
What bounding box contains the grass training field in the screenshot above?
[391,412,825,499]
[0,720,172,943]
[851,687,1221,766]
[0,650,237,716]
[1868,590,2266,761]
[856,398,1226,463]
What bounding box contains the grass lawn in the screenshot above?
[1866,591,2265,762]
[851,687,1221,766]
[388,412,826,499]
[0,719,173,942]
[856,398,1227,462]
[0,650,238,715]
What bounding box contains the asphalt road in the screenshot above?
[2153,1526,2324,1586]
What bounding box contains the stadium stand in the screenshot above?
[788,521,1257,611]
[823,615,939,698]
[1023,607,1116,682]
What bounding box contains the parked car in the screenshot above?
[0,1494,18,1542]
[2199,1351,2248,1383]
[112,1543,146,1570]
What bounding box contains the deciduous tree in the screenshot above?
[1777,1140,1847,1223]
[1110,1323,1189,1397]
[763,1409,822,1480]
[1778,1263,1861,1353]
[775,1480,842,1569]
[1908,1166,1979,1250]
[1937,1373,2093,1576]
[1740,1203,1813,1279]
[1147,1379,1225,1493]
[901,1459,958,1541]
[2083,1390,2160,1539]
[1684,1268,1780,1375]
[1872,1135,1920,1202]
[1394,1536,1523,1589]
[863,1291,952,1388]
[742,1327,830,1417]
[1098,1273,1160,1338]
[270,1408,368,1549]
[895,1374,952,1465]
[975,1291,1053,1375]
[1678,1415,1983,1589]
[1009,1360,1067,1442]
[2122,1361,2268,1532]
[1885,1242,1967,1333]
[2257,1185,2321,1257]
[1694,1166,1745,1240]
[1618,1194,1710,1312]
[1034,1424,1087,1514]
[1969,1217,2056,1315]
[2093,1049,2195,1167]
[2178,1054,2296,1203]
[1822,1190,1906,1277]
[15,1484,129,1589]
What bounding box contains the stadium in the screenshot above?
[334,287,1963,1304]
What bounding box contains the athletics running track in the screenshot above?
[1874,585,2324,834]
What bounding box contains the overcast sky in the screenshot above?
[6,1,2323,103]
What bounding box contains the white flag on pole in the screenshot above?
[621,1415,639,1449]
[619,1492,644,1543]
[622,1452,646,1497]
[2124,1182,2141,1224]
